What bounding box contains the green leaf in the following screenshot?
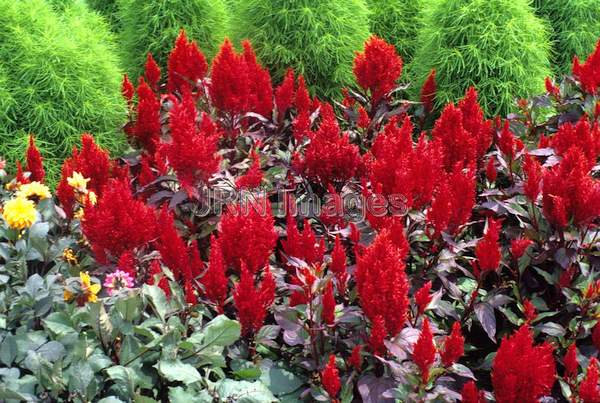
[106,365,137,396]
[44,312,77,336]
[157,360,202,385]
[259,360,304,397]
[169,386,198,403]
[142,284,168,322]
[214,379,278,403]
[196,315,241,349]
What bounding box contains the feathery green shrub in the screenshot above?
[410,0,552,116]
[534,0,600,74]
[231,0,371,98]
[118,0,229,79]
[366,0,423,62]
[0,0,126,182]
[86,0,120,30]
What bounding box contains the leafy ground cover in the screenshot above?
[3,31,600,402]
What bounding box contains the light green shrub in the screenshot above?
[534,0,600,74]
[231,0,371,99]
[118,0,230,79]
[0,0,126,181]
[366,0,423,62]
[410,0,552,116]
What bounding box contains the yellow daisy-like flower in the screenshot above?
[16,181,51,202]
[67,172,90,192]
[2,197,37,230]
[64,271,101,304]
[73,208,85,220]
[62,248,78,265]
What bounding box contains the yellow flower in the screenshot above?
[2,197,37,230]
[62,248,78,265]
[73,208,85,220]
[67,172,90,192]
[87,191,97,206]
[64,271,101,304]
[16,181,51,202]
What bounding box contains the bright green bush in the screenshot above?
[86,0,120,30]
[534,0,600,74]
[366,0,423,62]
[0,0,126,181]
[410,0,552,116]
[118,0,230,79]
[231,0,371,98]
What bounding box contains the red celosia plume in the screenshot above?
[234,263,275,336]
[413,318,436,383]
[321,355,341,399]
[26,135,45,183]
[167,30,207,94]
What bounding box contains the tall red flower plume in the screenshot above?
[356,229,409,340]
[563,343,578,380]
[281,215,325,268]
[441,322,464,367]
[330,236,348,294]
[294,103,361,186]
[117,251,137,278]
[322,281,336,325]
[26,135,45,183]
[459,88,492,162]
[15,162,29,184]
[510,238,533,260]
[164,91,221,197]
[486,156,497,183]
[219,197,277,274]
[461,381,483,403]
[413,318,436,383]
[321,355,341,399]
[492,325,556,403]
[236,150,263,189]
[241,40,273,117]
[572,39,600,94]
[202,236,228,313]
[579,357,600,402]
[167,30,207,94]
[357,106,370,129]
[121,74,135,105]
[57,134,113,216]
[497,121,519,161]
[353,36,403,105]
[420,69,437,113]
[415,281,433,316]
[234,263,275,336]
[369,315,387,356]
[523,155,543,202]
[275,69,295,118]
[144,53,161,90]
[132,78,161,153]
[549,117,600,167]
[83,178,158,264]
[432,103,475,171]
[545,77,560,97]
[474,218,502,274]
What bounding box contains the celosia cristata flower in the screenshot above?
[413,318,436,383]
[356,229,409,341]
[415,281,433,316]
[144,53,161,90]
[281,215,325,268]
[219,197,277,274]
[103,270,134,296]
[121,74,135,105]
[155,207,192,281]
[497,121,520,162]
[542,147,600,228]
[233,263,275,337]
[16,182,51,202]
[83,178,158,264]
[573,39,600,94]
[167,30,207,94]
[549,117,600,167]
[321,355,341,399]
[432,103,477,171]
[510,238,533,260]
[322,281,336,325]
[241,41,273,118]
[236,150,263,189]
[2,197,37,230]
[486,156,497,182]
[202,236,228,313]
[275,68,295,119]
[330,236,348,295]
[369,315,387,356]
[492,325,556,403]
[349,345,362,372]
[545,77,560,97]
[523,155,543,202]
[421,69,437,114]
[64,271,101,305]
[441,322,464,367]
[294,103,361,186]
[353,36,403,105]
[57,134,113,217]
[357,106,370,129]
[579,357,600,402]
[474,218,502,274]
[26,135,45,183]
[163,90,221,197]
[459,88,492,162]
[563,343,578,380]
[461,381,483,403]
[132,78,161,153]
[523,299,537,323]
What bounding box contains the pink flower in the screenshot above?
[103,270,135,295]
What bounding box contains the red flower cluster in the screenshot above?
[236,149,264,189]
[353,36,403,105]
[492,325,556,403]
[542,148,600,228]
[563,343,578,380]
[330,236,348,294]
[523,155,543,202]
[57,134,113,215]
[579,358,600,402]
[322,281,336,325]
[201,236,228,313]
[510,238,533,260]
[474,218,502,275]
[163,91,221,196]
[167,30,207,94]
[26,136,45,183]
[420,69,437,114]
[233,263,275,336]
[83,178,158,264]
[218,197,277,274]
[132,78,161,153]
[461,381,484,403]
[356,229,409,348]
[294,103,361,186]
[414,281,433,316]
[440,322,464,367]
[144,53,161,90]
[413,318,436,383]
[573,39,600,94]
[321,355,341,399]
[549,117,600,166]
[281,215,325,268]
[275,69,295,118]
[210,39,273,118]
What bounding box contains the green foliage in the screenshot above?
[0,0,126,182]
[534,0,600,74]
[118,0,230,79]
[86,0,121,30]
[231,0,371,99]
[410,0,552,116]
[366,0,423,62]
